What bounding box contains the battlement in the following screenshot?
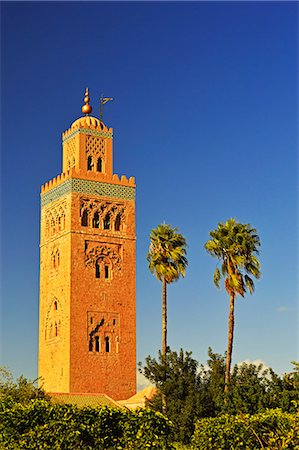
[62,116,113,141]
[41,168,135,194]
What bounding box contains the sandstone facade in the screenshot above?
[39,104,136,400]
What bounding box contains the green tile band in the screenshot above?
[63,128,113,143]
[41,178,135,207]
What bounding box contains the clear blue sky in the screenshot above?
[1,1,298,385]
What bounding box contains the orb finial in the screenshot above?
[82,87,92,115]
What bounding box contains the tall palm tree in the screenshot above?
[147,224,188,358]
[205,218,261,392]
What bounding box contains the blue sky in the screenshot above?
[1,1,298,385]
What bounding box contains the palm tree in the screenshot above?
[147,224,188,358]
[205,218,261,392]
[147,224,187,414]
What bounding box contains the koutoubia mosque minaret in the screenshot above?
[38,89,136,400]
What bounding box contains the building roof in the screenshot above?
[118,386,158,409]
[50,392,122,409]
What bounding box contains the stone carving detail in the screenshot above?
[64,137,76,170]
[50,245,60,269]
[45,298,62,341]
[86,135,105,158]
[87,311,120,353]
[44,201,67,238]
[80,198,125,230]
[85,241,121,270]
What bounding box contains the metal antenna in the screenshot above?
[100,96,113,121]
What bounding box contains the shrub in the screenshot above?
[192,409,299,450]
[0,399,174,449]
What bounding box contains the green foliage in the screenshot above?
[0,367,50,405]
[147,223,187,284]
[140,348,299,444]
[0,400,174,449]
[140,349,203,443]
[199,348,226,416]
[205,218,261,297]
[192,409,299,449]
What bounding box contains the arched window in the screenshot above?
[95,261,100,278]
[93,212,100,229]
[89,339,93,352]
[81,210,88,227]
[87,155,93,171]
[105,336,110,353]
[103,213,110,230]
[105,265,110,279]
[97,157,102,172]
[114,213,121,231]
[95,336,100,352]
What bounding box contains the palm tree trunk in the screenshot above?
[225,293,235,393]
[161,277,167,415]
[162,277,167,357]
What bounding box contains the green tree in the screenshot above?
[204,218,261,391]
[147,224,187,358]
[199,348,226,416]
[0,366,49,405]
[140,348,202,444]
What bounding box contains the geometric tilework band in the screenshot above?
[63,128,113,143]
[41,178,135,207]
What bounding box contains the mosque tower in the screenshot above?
[38,89,136,400]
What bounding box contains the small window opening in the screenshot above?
[89,338,93,352]
[57,252,60,267]
[54,300,58,311]
[55,323,58,337]
[95,262,100,278]
[113,319,116,325]
[81,210,88,227]
[103,213,110,230]
[95,336,100,352]
[93,212,100,228]
[114,213,121,231]
[97,157,102,172]
[87,155,93,171]
[90,317,93,324]
[58,216,61,231]
[105,265,109,279]
[105,336,110,353]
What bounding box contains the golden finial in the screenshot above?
[82,87,92,115]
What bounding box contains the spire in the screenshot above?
[82,87,92,115]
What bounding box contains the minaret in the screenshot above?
[38,89,136,400]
